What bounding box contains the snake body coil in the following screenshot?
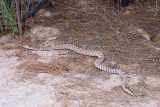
[23,44,142,96]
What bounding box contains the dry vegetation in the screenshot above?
[0,0,160,106]
[20,0,160,74]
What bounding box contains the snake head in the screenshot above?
[23,45,31,49]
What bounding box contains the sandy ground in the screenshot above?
[0,1,160,107]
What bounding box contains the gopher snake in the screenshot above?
[23,44,142,96]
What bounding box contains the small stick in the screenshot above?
[15,0,22,35]
[0,20,4,33]
[154,0,159,16]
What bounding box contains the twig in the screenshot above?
[15,0,22,35]
[22,0,48,22]
[154,0,159,16]
[0,20,4,32]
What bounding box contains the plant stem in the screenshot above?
[0,20,4,32]
[15,0,22,35]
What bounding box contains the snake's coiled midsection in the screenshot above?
[23,44,142,96]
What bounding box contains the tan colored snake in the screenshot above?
[23,44,142,96]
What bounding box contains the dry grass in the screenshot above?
[2,0,160,106]
[18,0,160,88]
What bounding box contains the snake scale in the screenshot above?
[23,44,142,96]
